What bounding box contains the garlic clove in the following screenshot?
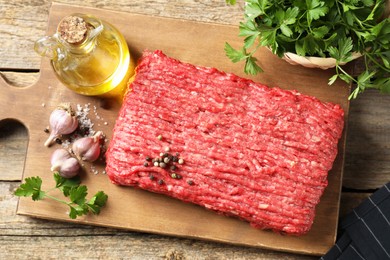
[44,103,79,147]
[50,148,80,178]
[72,131,103,162]
[51,148,72,166]
[58,157,80,178]
[81,143,100,162]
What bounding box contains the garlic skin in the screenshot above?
[72,131,103,162]
[51,148,80,178]
[44,103,78,147]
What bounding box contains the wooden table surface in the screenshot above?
[1,1,389,259]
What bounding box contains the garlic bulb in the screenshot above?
[50,148,80,178]
[44,103,78,147]
[72,131,104,162]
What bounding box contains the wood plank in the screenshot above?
[344,89,390,189]
[339,192,370,219]
[0,0,243,70]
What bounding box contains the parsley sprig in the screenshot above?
[225,0,390,99]
[15,173,108,219]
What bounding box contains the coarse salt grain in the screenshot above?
[93,105,106,122]
[61,139,71,149]
[90,165,99,175]
[76,103,95,136]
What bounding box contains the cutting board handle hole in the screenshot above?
[0,71,39,89]
[0,119,29,181]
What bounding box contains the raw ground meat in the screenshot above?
[105,50,345,235]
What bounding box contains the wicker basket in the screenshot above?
[282,51,362,70]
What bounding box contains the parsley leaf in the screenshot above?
[69,185,88,206]
[377,78,390,93]
[259,27,277,48]
[328,74,339,85]
[225,42,263,75]
[245,56,263,75]
[280,24,293,37]
[224,42,247,62]
[245,1,265,19]
[329,37,354,63]
[87,191,109,215]
[312,26,330,39]
[239,20,260,49]
[14,176,45,201]
[286,7,299,23]
[306,0,329,25]
[303,34,320,55]
[54,173,80,197]
[239,20,258,38]
[69,204,88,219]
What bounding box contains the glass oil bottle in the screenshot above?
[34,14,134,98]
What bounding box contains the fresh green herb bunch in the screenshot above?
[225,0,390,99]
[15,173,108,219]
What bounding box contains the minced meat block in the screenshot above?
[105,50,344,235]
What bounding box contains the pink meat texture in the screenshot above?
[105,50,345,235]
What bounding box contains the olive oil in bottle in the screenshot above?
[35,14,134,98]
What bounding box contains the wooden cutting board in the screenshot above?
[1,2,350,256]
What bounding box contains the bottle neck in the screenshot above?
[56,14,104,55]
[57,31,98,55]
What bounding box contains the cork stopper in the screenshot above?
[58,16,88,44]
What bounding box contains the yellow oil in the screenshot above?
[51,21,135,99]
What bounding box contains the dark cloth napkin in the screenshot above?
[321,182,390,260]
